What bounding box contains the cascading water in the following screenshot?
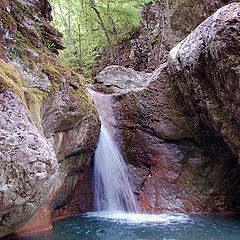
[89,88,188,224]
[93,121,138,213]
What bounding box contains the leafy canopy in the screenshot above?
[49,0,146,81]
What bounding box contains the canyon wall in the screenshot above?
[1,0,240,238]
[94,3,240,213]
[0,0,100,238]
[130,0,238,71]
[92,0,237,74]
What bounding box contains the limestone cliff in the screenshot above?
[0,0,100,238]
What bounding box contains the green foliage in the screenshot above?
[16,36,25,43]
[34,22,42,33]
[49,0,144,80]
[17,3,26,11]
[45,39,56,51]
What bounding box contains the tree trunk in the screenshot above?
[76,19,83,67]
[67,0,72,66]
[89,0,114,61]
[156,1,164,66]
[57,0,81,63]
[106,3,119,64]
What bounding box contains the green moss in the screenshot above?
[18,28,41,48]
[16,34,25,43]
[0,8,17,30]
[21,77,26,86]
[90,99,100,124]
[70,70,85,87]
[44,55,58,65]
[45,39,56,51]
[23,87,46,130]
[0,60,35,119]
[41,56,75,90]
[0,0,99,134]
[0,59,24,100]
[34,22,42,33]
[84,78,94,84]
[11,46,22,57]
[35,70,45,79]
[15,1,34,18]
[42,65,63,86]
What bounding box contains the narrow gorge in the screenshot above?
[0,0,240,239]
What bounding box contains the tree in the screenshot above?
[89,0,114,61]
[50,0,143,80]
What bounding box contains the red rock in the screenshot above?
[93,3,240,214]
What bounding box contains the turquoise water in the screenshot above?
[6,212,240,240]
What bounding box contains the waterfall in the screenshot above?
[93,122,138,213]
[89,88,189,224]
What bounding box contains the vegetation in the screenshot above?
[49,0,148,81]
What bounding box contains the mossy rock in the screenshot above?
[0,59,24,99]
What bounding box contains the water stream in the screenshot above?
[93,122,138,213]
[89,87,139,214]
[7,213,240,240]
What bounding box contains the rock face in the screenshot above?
[0,66,58,237]
[168,2,240,158]
[94,3,240,214]
[89,0,232,76]
[0,0,100,238]
[130,0,234,71]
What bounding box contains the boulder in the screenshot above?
[95,65,151,94]
[167,2,240,158]
[0,62,58,238]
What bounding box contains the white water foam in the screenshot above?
[87,211,190,225]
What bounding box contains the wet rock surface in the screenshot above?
[94,3,240,214]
